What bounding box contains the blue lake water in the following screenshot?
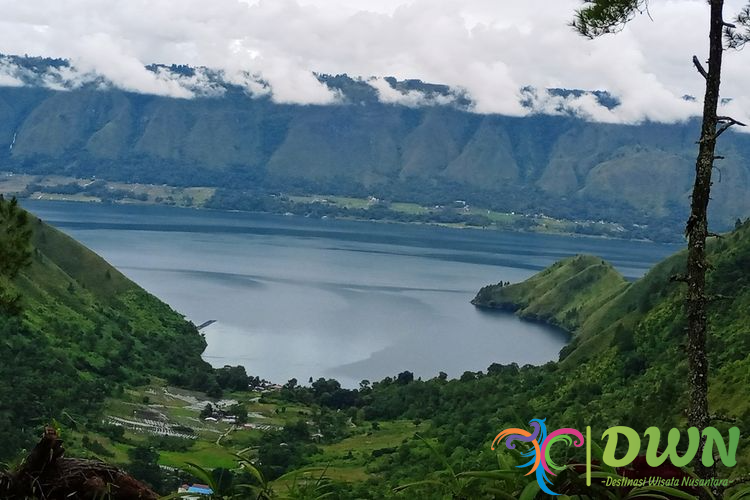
[23,200,681,387]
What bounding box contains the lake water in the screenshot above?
[23,200,681,387]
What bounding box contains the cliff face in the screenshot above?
[1,76,749,229]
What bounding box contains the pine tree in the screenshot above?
[573,1,750,495]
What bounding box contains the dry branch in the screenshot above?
[0,427,158,499]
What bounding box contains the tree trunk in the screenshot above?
[685,0,724,490]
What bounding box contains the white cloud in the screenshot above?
[367,77,458,107]
[0,0,747,121]
[0,57,26,87]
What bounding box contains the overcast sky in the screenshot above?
[0,0,748,125]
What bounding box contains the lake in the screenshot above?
[23,200,681,388]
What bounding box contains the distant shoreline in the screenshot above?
[2,171,674,243]
[19,194,662,244]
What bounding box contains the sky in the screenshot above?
[0,0,748,125]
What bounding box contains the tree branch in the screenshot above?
[717,115,747,125]
[716,116,747,138]
[693,55,709,80]
[707,293,734,303]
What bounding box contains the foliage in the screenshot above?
[572,0,649,38]
[0,196,32,314]
[127,445,164,492]
[0,196,32,279]
[0,202,216,462]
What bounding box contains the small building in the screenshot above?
[178,483,214,498]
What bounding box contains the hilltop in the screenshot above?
[472,254,628,331]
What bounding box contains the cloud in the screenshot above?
[0,0,747,122]
[366,77,459,107]
[0,57,26,87]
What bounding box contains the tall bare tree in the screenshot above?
[572,0,749,493]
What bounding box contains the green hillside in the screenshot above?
[0,198,214,459]
[470,221,750,436]
[472,254,629,332]
[2,205,746,497]
[1,60,749,236]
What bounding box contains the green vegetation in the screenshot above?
[3,199,750,498]
[0,173,648,240]
[0,172,215,208]
[472,254,629,332]
[0,196,215,463]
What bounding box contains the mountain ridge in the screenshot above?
[1,54,749,238]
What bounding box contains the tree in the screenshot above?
[396,370,414,385]
[127,446,163,492]
[573,0,749,494]
[0,196,32,315]
[215,365,250,391]
[200,403,214,419]
[228,403,248,425]
[0,196,32,279]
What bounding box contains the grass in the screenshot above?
[93,381,430,484]
[320,420,425,457]
[0,170,215,208]
[93,384,302,472]
[288,194,372,209]
[473,254,629,334]
[159,440,239,470]
[269,420,427,489]
[390,202,429,215]
[465,207,517,224]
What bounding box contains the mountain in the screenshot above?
[1,55,749,237]
[0,197,214,459]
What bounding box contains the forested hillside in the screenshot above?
[469,220,750,446]
[1,55,749,235]
[0,197,214,459]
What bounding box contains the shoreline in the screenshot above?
[16,193,664,245]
